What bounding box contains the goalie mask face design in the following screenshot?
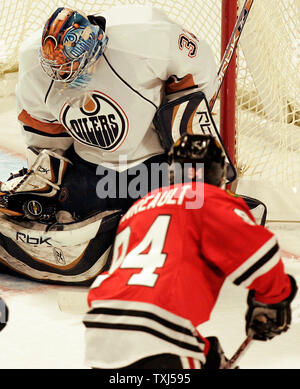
[168,133,226,187]
[40,7,108,86]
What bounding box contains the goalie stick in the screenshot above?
[200,0,255,183]
[209,0,255,110]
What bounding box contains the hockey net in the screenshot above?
[0,0,299,222]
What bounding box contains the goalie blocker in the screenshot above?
[153,91,237,184]
[154,92,267,225]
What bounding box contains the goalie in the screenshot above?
[0,5,220,283]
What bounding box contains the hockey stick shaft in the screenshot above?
[209,0,255,110]
[222,335,253,369]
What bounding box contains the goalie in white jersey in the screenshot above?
[0,5,218,283]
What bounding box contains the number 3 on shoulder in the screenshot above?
[178,33,198,58]
[111,215,171,287]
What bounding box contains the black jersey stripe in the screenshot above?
[233,243,279,286]
[83,321,203,353]
[85,306,203,343]
[44,79,54,104]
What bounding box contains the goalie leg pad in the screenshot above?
[0,209,122,284]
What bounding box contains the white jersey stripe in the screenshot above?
[238,250,281,288]
[90,299,198,330]
[84,310,202,352]
[83,299,206,367]
[228,236,278,285]
[180,356,190,369]
[180,356,202,369]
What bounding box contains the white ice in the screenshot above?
[0,93,299,370]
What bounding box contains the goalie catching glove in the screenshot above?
[246,275,298,341]
[0,147,72,221]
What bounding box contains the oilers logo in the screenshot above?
[60,91,129,151]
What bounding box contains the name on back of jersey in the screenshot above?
[120,184,197,223]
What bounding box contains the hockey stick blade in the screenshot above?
[222,335,253,369]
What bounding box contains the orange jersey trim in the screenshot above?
[166,74,196,94]
[18,109,66,135]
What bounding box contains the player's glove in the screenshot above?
[245,275,297,341]
[0,297,9,331]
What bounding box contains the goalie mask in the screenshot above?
[40,7,108,87]
[168,133,226,187]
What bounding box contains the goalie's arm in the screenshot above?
[164,26,218,103]
[16,43,73,158]
[17,104,73,157]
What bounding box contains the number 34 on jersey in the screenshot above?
[91,215,171,289]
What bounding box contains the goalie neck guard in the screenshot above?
[168,133,226,187]
[40,7,108,87]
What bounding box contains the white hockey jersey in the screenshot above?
[16,5,218,171]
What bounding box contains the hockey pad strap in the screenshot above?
[246,275,298,341]
[153,91,237,183]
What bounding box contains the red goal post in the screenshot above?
[220,0,238,171]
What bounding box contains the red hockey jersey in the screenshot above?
[84,182,291,368]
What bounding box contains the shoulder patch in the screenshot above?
[233,208,256,226]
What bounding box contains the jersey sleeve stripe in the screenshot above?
[228,236,280,287]
[22,125,71,138]
[18,109,66,135]
[233,243,280,287]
